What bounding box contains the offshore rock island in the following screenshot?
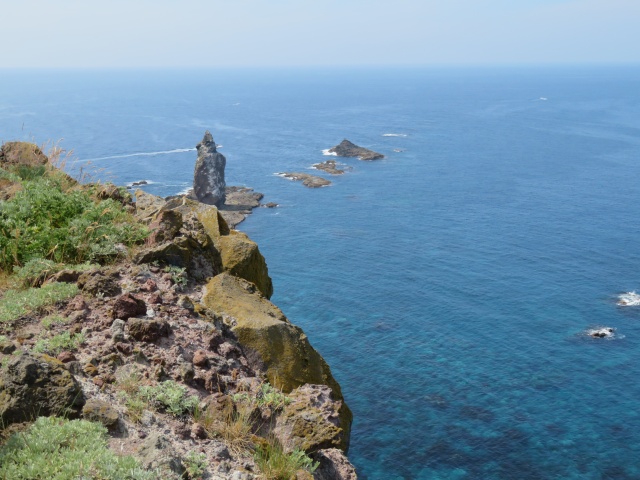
[277,172,332,188]
[327,139,384,161]
[0,138,356,479]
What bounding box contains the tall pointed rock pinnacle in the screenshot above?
[193,130,226,207]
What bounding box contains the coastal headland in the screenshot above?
[0,139,356,479]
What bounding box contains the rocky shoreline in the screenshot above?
[0,140,356,479]
[277,172,332,188]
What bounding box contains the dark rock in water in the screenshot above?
[279,172,331,188]
[132,180,148,186]
[588,327,615,338]
[263,202,278,208]
[313,159,347,175]
[328,139,384,161]
[193,131,226,207]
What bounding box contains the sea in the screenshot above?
[1,65,640,479]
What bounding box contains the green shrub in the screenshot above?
[33,331,85,355]
[13,258,57,287]
[232,382,291,411]
[0,175,147,271]
[183,451,207,479]
[254,438,318,480]
[139,381,199,417]
[0,416,156,479]
[0,282,78,323]
[41,314,69,329]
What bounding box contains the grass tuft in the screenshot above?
[0,283,78,323]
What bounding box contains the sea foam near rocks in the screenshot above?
[617,291,640,306]
[322,149,338,156]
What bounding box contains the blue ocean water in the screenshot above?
[2,66,640,479]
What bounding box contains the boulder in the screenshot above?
[135,431,185,479]
[201,273,351,446]
[127,318,171,342]
[274,384,348,452]
[147,209,183,245]
[82,398,119,430]
[0,352,85,425]
[193,131,226,207]
[134,189,167,222]
[112,293,147,320]
[77,269,122,297]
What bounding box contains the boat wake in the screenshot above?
[83,148,196,162]
[382,133,408,137]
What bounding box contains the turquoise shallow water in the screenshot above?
[2,66,640,479]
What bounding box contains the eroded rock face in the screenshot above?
[193,131,226,207]
[313,449,358,480]
[200,273,352,443]
[0,352,85,425]
[274,384,348,452]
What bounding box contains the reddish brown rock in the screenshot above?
[313,449,358,480]
[192,350,208,367]
[147,292,163,304]
[112,293,147,320]
[140,278,158,292]
[57,351,76,363]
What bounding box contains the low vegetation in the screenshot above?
[0,283,79,324]
[0,417,156,479]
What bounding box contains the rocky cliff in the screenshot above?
[0,141,356,479]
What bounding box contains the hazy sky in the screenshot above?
[2,0,639,68]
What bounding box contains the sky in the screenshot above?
[2,0,639,68]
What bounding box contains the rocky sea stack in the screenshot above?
[0,140,356,479]
[328,139,384,161]
[193,131,226,207]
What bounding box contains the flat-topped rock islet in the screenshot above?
[327,139,384,161]
[278,172,332,188]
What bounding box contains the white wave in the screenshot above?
[322,149,338,156]
[83,148,196,162]
[382,133,408,137]
[539,97,548,101]
[618,291,640,306]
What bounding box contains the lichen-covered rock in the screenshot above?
[148,209,183,244]
[193,131,226,207]
[82,398,119,430]
[274,384,347,452]
[216,231,273,298]
[135,431,185,479]
[133,235,221,282]
[127,318,171,342]
[0,141,49,167]
[313,449,358,479]
[201,273,351,445]
[77,269,122,297]
[0,352,85,425]
[112,293,147,320]
[134,189,167,222]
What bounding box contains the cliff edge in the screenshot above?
[0,141,356,479]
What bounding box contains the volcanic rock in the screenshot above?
[313,159,347,175]
[193,131,226,207]
[112,293,147,320]
[0,352,85,425]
